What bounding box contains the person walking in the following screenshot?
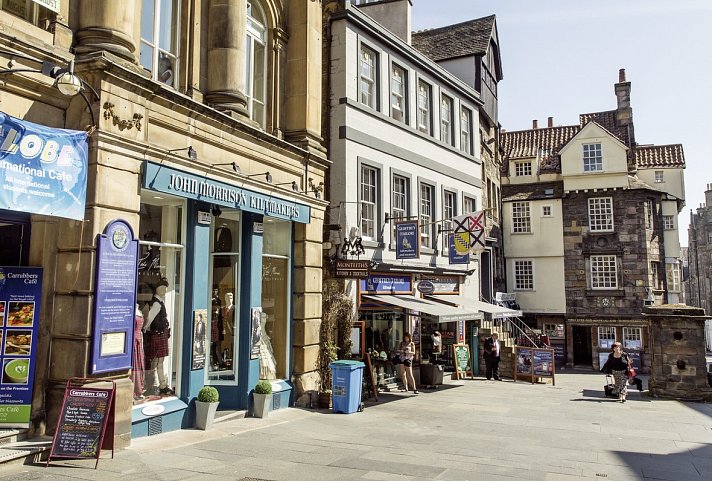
[600,341,632,402]
[484,332,501,381]
[398,332,418,394]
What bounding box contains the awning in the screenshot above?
[426,295,522,319]
[361,294,483,323]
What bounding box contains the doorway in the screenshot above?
[0,220,30,266]
[572,325,592,366]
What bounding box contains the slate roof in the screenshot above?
[635,144,686,168]
[501,125,580,173]
[411,15,495,62]
[502,181,564,202]
[579,110,631,146]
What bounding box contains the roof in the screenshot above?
[411,15,496,62]
[502,181,564,202]
[501,125,580,173]
[635,144,686,168]
[579,110,631,146]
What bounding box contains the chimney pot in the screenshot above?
[532,119,538,129]
[619,68,627,83]
[547,117,553,128]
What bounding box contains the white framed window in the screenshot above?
[460,107,473,155]
[420,183,434,248]
[391,64,407,123]
[417,79,432,135]
[645,200,654,229]
[391,175,409,241]
[245,0,267,126]
[623,327,642,350]
[140,0,180,88]
[663,215,675,230]
[666,263,681,292]
[543,323,565,339]
[541,205,552,217]
[440,95,454,145]
[359,45,377,109]
[511,202,531,233]
[360,165,378,239]
[463,196,477,214]
[590,255,618,289]
[515,161,532,176]
[588,197,614,232]
[514,260,534,290]
[583,143,603,172]
[598,327,616,349]
[442,190,456,251]
[651,261,660,289]
[655,171,664,183]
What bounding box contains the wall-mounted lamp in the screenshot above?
[211,205,222,218]
[168,146,198,161]
[247,171,273,183]
[213,162,240,174]
[276,181,299,192]
[308,177,324,199]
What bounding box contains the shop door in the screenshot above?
[0,221,29,266]
[572,325,592,366]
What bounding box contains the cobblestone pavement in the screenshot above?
[2,372,711,481]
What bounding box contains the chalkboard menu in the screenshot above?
[47,380,115,468]
[453,344,473,379]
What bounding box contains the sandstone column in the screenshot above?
[75,0,138,62]
[205,0,250,118]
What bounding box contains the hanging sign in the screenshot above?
[416,280,435,295]
[0,266,43,427]
[0,111,88,220]
[395,220,420,259]
[448,234,469,264]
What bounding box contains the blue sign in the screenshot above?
[395,221,420,259]
[0,112,88,220]
[448,234,469,264]
[91,220,139,374]
[359,273,412,294]
[0,266,43,427]
[143,162,311,224]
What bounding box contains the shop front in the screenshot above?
[131,162,311,437]
[566,319,649,372]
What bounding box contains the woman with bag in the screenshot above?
[600,342,632,402]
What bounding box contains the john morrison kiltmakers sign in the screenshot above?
[0,111,88,220]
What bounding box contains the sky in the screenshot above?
[411,0,712,247]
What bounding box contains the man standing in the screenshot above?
[484,332,501,381]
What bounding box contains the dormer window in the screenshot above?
[515,161,532,176]
[583,143,603,172]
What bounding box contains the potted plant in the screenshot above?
[253,380,272,418]
[195,386,219,430]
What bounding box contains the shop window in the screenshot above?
[543,323,564,339]
[209,211,241,383]
[140,0,180,88]
[623,327,642,350]
[362,311,405,387]
[260,218,292,380]
[246,0,267,127]
[598,326,615,349]
[136,193,185,402]
[0,0,54,30]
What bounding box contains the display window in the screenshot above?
[134,192,185,404]
[361,311,406,387]
[260,218,292,380]
[209,211,241,383]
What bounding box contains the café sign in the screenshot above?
[334,259,370,279]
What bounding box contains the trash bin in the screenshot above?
[420,363,444,388]
[330,360,365,414]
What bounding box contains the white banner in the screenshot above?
[32,0,60,14]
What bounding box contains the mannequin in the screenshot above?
[210,288,223,368]
[143,279,173,396]
[221,293,235,363]
[259,318,277,380]
[132,304,146,401]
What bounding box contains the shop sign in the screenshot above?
[395,220,419,259]
[420,275,460,294]
[32,0,60,13]
[416,280,435,295]
[91,220,139,374]
[0,111,88,220]
[197,211,212,225]
[334,259,370,279]
[0,266,43,427]
[192,309,207,370]
[359,273,412,294]
[144,162,311,224]
[448,234,469,264]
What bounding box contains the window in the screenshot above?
[420,183,434,248]
[650,262,660,290]
[708,232,712,244]
[442,191,456,251]
[582,143,603,172]
[543,323,565,339]
[463,196,477,214]
[417,80,432,135]
[460,107,473,155]
[0,0,54,29]
[655,171,664,183]
[391,64,407,123]
[391,175,409,241]
[598,327,616,349]
[588,197,614,232]
[511,202,531,233]
[663,215,675,230]
[359,45,377,109]
[140,0,180,88]
[623,327,642,350]
[666,263,681,292]
[245,0,267,126]
[645,200,654,229]
[515,161,532,176]
[360,165,378,239]
[541,205,552,217]
[514,260,534,290]
[440,95,454,145]
[590,255,618,289]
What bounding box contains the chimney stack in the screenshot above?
[532,119,538,129]
[615,68,633,126]
[356,0,412,44]
[547,117,553,128]
[619,68,627,83]
[705,183,712,208]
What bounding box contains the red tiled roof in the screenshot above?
[411,15,495,62]
[635,144,686,168]
[501,125,580,173]
[579,110,630,146]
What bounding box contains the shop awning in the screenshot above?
[426,295,522,319]
[362,294,483,323]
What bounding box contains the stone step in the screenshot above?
[0,437,51,467]
[0,429,27,446]
[213,410,247,424]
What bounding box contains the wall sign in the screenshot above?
[192,309,207,370]
[416,280,435,295]
[0,266,42,427]
[359,273,412,295]
[0,111,88,220]
[334,259,370,279]
[91,220,139,374]
[420,275,460,295]
[32,0,60,13]
[197,211,211,225]
[395,220,420,259]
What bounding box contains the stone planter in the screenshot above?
[253,392,271,418]
[195,400,219,430]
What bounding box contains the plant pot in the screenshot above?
[253,392,271,418]
[195,400,219,430]
[318,391,332,409]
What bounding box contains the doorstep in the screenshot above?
[0,435,52,467]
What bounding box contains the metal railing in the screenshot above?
[491,316,547,349]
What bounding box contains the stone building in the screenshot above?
[686,185,712,312]
[0,0,327,444]
[501,70,686,371]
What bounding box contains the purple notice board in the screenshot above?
[91,220,138,374]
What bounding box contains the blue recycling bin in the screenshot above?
[330,360,365,414]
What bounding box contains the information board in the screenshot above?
[453,344,473,380]
[514,347,556,385]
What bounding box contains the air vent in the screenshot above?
[148,416,163,436]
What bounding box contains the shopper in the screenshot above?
[484,332,501,381]
[600,341,632,402]
[399,332,418,394]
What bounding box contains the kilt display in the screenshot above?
[145,328,171,360]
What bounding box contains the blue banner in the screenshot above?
[395,221,420,259]
[0,112,88,220]
[0,266,43,427]
[448,234,469,264]
[359,273,412,294]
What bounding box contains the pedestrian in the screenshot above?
[600,341,632,402]
[398,332,418,394]
[484,332,501,381]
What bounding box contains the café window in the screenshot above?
[136,192,185,402]
[623,327,642,350]
[598,326,616,349]
[260,218,292,380]
[140,0,180,88]
[0,0,54,29]
[209,211,241,383]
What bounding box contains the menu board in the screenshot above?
[0,267,42,428]
[514,347,556,385]
[533,350,554,376]
[453,344,473,379]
